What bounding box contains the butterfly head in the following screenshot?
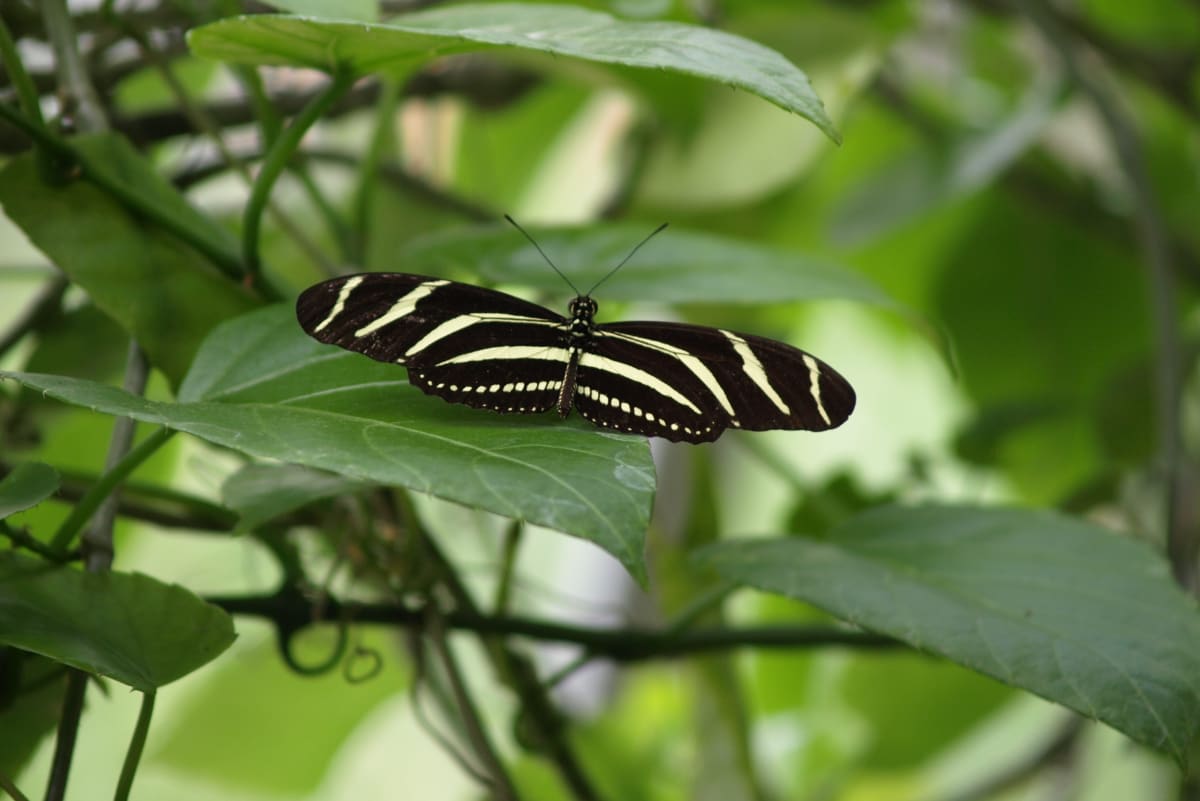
[568,295,598,321]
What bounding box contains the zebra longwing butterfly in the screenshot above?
[296,230,854,444]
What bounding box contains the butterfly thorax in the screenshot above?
[555,296,598,416]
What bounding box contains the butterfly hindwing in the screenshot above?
[575,322,855,442]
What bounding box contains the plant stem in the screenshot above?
[0,17,43,125]
[242,71,355,283]
[82,342,149,571]
[492,521,523,615]
[43,670,87,801]
[113,691,155,801]
[48,427,175,554]
[105,8,334,276]
[0,771,32,801]
[212,591,898,661]
[0,460,237,532]
[349,78,402,265]
[40,0,107,132]
[427,612,521,800]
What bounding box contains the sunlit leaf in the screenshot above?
[187,4,839,140]
[696,504,1200,766]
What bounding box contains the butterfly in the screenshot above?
[296,222,854,443]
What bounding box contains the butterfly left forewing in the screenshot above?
[578,321,854,443]
[296,273,568,414]
[296,273,564,364]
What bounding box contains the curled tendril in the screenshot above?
[274,618,348,677]
[343,642,383,684]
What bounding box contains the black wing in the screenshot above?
[575,321,855,443]
[296,273,570,414]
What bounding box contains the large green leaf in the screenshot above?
[0,135,258,385]
[187,3,839,141]
[1,306,656,581]
[397,222,893,307]
[695,505,1200,766]
[0,552,236,691]
[0,462,59,519]
[221,463,368,532]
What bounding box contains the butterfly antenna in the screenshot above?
[504,215,582,297]
[585,222,668,297]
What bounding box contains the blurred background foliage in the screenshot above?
[1,0,1198,799]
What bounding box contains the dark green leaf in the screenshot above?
[399,222,893,307]
[221,463,369,532]
[0,134,258,385]
[2,306,656,582]
[0,551,236,691]
[187,4,839,141]
[696,504,1200,766]
[0,462,59,520]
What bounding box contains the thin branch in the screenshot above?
[0,16,44,125]
[241,71,354,285]
[0,770,32,801]
[1,59,539,155]
[40,0,107,132]
[172,146,496,222]
[412,525,607,801]
[48,427,175,554]
[210,591,899,662]
[81,342,149,571]
[105,8,335,275]
[426,611,520,800]
[0,519,76,562]
[43,670,87,801]
[0,461,238,532]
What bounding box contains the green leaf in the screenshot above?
[0,551,236,691]
[1,306,656,582]
[399,222,893,307]
[0,134,258,386]
[0,462,59,519]
[695,505,1200,766]
[221,463,369,532]
[187,3,839,141]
